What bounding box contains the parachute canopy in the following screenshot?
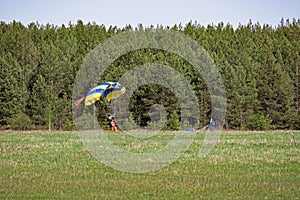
[76,82,125,106]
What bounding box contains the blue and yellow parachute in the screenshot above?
[75,82,125,106]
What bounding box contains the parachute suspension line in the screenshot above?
[93,104,96,130]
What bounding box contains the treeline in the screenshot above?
[0,19,299,130]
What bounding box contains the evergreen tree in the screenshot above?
[30,75,50,127]
[0,54,27,125]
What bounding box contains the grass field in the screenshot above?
[0,130,299,199]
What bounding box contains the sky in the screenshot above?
[0,0,299,28]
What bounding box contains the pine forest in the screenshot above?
[0,19,299,130]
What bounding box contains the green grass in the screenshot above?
[0,130,299,199]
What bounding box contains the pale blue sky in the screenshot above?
[0,0,299,28]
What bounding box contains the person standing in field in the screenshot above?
[209,117,215,131]
[110,117,118,132]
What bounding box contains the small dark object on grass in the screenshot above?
[291,132,296,145]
